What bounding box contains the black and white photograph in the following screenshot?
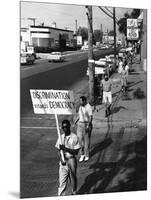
[20,0,147,199]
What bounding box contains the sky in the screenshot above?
[21,1,133,34]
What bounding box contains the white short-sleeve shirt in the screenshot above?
[125,65,129,73]
[55,132,81,158]
[118,61,123,74]
[78,103,93,122]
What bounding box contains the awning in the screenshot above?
[137,11,143,23]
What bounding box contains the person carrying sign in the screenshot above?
[75,96,93,162]
[55,119,81,196]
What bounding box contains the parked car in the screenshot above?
[119,48,126,53]
[86,58,107,77]
[47,52,64,62]
[21,52,35,65]
[21,43,36,65]
[81,45,88,50]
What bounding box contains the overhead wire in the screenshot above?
[104,7,119,23]
[98,6,113,19]
[104,6,114,16]
[98,6,119,25]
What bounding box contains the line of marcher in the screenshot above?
[55,51,131,196]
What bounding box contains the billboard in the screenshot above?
[127,28,139,40]
[77,35,82,46]
[127,18,139,40]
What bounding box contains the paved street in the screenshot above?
[20,49,114,79]
[20,54,147,198]
[20,48,115,115]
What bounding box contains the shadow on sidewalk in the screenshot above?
[128,80,143,88]
[111,106,128,114]
[133,88,146,99]
[78,130,147,194]
[129,72,141,75]
[90,137,113,158]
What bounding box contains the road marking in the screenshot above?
[21,117,43,120]
[21,126,57,129]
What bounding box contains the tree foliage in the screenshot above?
[131,9,141,18]
[108,30,114,36]
[77,27,103,43]
[93,29,103,42]
[77,26,88,41]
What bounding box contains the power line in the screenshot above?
[104,7,119,22]
[98,7,113,20]
[105,7,113,16]
[98,7,119,25]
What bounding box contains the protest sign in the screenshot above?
[30,89,75,115]
[30,89,76,164]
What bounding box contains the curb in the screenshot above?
[93,118,146,129]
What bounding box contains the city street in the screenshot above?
[20,3,147,199]
[21,53,147,198]
[21,48,115,115]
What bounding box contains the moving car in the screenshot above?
[81,45,88,50]
[47,52,64,62]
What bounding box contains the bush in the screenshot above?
[34,46,78,53]
[34,46,59,53]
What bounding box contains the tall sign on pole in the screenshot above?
[127,18,139,40]
[86,5,95,105]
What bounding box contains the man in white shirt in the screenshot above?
[118,57,123,74]
[55,120,81,196]
[100,73,113,117]
[120,61,129,92]
[75,96,93,162]
[124,61,129,75]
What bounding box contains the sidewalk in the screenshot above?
[92,57,147,130]
[76,57,147,194]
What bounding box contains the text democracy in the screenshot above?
[34,101,74,110]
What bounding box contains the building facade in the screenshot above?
[21,26,74,48]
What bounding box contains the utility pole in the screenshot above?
[86,6,95,105]
[107,29,109,43]
[75,20,78,35]
[100,24,102,32]
[100,24,103,43]
[141,9,147,72]
[113,7,117,71]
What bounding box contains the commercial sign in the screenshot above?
[77,35,82,46]
[127,28,139,40]
[127,18,139,40]
[30,89,75,115]
[127,19,138,28]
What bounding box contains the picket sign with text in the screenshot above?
[30,89,76,164]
